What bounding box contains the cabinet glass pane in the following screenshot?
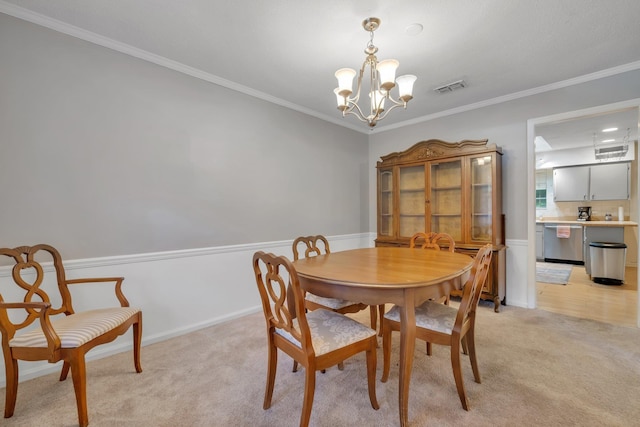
[399,165,425,237]
[471,155,493,242]
[379,170,394,237]
[430,161,462,241]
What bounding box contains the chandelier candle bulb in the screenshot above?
[335,68,356,96]
[369,90,386,114]
[377,59,399,90]
[397,74,417,102]
[333,88,348,111]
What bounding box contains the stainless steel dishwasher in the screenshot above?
[543,224,584,264]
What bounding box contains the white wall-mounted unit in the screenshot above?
[553,162,630,202]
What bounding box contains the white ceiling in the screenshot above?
[2,0,640,139]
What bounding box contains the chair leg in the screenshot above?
[69,355,89,427]
[377,305,385,337]
[337,362,344,370]
[3,357,18,418]
[381,321,392,383]
[466,330,482,384]
[461,335,469,355]
[369,305,377,330]
[426,342,433,356]
[60,361,71,381]
[450,341,470,411]
[292,360,299,372]
[365,341,380,410]
[263,340,278,410]
[300,367,316,427]
[133,316,143,373]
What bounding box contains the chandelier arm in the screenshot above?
[343,108,371,124]
[374,102,407,122]
[384,96,405,107]
[349,56,371,107]
[344,99,370,122]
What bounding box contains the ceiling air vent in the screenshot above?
[594,144,628,160]
[433,79,467,93]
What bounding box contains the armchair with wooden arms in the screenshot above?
[0,244,142,427]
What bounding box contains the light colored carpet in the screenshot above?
[536,262,573,285]
[1,302,639,426]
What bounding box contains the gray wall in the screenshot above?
[368,70,640,241]
[0,14,369,259]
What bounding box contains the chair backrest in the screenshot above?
[292,235,330,261]
[0,244,73,339]
[453,244,493,333]
[253,251,312,349]
[409,232,455,252]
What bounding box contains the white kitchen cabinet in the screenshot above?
[589,163,630,200]
[553,166,590,201]
[553,162,630,202]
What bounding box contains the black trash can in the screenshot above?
[589,242,627,285]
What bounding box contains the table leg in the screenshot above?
[398,290,416,427]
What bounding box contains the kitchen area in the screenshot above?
[534,108,639,327]
[535,158,638,283]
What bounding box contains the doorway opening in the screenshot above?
[527,99,640,327]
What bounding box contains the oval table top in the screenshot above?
[293,247,474,289]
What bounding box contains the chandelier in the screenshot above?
[334,17,417,127]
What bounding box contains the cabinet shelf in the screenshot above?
[431,186,461,191]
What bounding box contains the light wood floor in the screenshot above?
[536,264,638,328]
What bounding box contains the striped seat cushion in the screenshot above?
[9,307,141,349]
[275,309,376,356]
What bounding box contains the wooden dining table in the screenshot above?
[293,246,474,427]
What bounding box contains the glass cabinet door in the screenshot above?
[398,165,426,238]
[429,160,462,241]
[378,169,394,237]
[470,154,493,242]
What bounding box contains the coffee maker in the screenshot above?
[577,206,591,221]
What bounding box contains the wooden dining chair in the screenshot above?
[410,231,456,252]
[0,244,142,427]
[409,231,458,354]
[253,251,379,427]
[381,244,493,411]
[292,235,379,371]
[293,235,378,341]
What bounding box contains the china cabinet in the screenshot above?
[376,139,506,311]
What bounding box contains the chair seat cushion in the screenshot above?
[384,301,457,334]
[9,307,141,348]
[276,309,376,356]
[305,293,361,310]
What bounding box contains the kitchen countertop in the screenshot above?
[536,220,638,227]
